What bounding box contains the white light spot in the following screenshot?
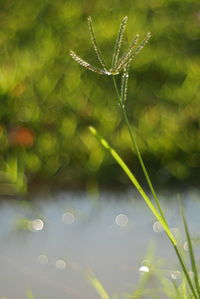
[62,212,75,225]
[171,271,181,280]
[153,221,164,233]
[38,255,48,264]
[55,259,66,270]
[183,241,189,251]
[139,266,150,273]
[115,214,128,227]
[30,219,44,231]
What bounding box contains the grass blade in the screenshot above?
[181,209,200,296]
[89,126,177,246]
[88,275,111,299]
[172,280,182,299]
[88,16,108,71]
[179,278,188,299]
[26,290,34,299]
[111,16,128,70]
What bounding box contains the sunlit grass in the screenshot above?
[71,16,200,299]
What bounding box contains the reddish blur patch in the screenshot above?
[9,126,35,148]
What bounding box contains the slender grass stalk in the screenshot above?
[70,16,200,299]
[88,274,111,299]
[179,278,188,299]
[181,208,200,296]
[173,245,198,299]
[112,75,167,224]
[172,279,182,299]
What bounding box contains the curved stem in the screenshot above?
[112,76,166,222]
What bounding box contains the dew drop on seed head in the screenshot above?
[104,71,111,75]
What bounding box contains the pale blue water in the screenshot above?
[0,190,199,299]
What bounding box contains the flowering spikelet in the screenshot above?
[70,17,151,76]
[88,16,108,71]
[112,16,128,70]
[115,32,151,72]
[70,51,111,75]
[120,67,129,104]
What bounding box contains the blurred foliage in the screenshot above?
[0,0,199,194]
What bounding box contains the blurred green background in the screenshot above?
[0,0,199,195]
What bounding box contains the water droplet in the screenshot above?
[30,219,44,231]
[139,266,150,273]
[115,214,128,227]
[153,221,163,233]
[55,259,66,270]
[171,271,181,280]
[183,241,189,251]
[62,212,75,225]
[38,255,48,264]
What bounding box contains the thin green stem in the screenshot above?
[173,245,198,299]
[112,76,166,223]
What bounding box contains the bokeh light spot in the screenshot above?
[171,271,181,280]
[115,214,128,227]
[55,259,66,270]
[62,212,75,225]
[30,219,44,231]
[153,221,164,233]
[38,254,48,264]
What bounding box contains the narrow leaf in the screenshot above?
[88,275,111,299]
[88,16,108,71]
[26,290,34,299]
[112,16,128,70]
[179,278,188,299]
[172,280,181,299]
[182,209,200,296]
[89,126,177,246]
[70,51,111,75]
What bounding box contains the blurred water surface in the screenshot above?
[0,190,200,299]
